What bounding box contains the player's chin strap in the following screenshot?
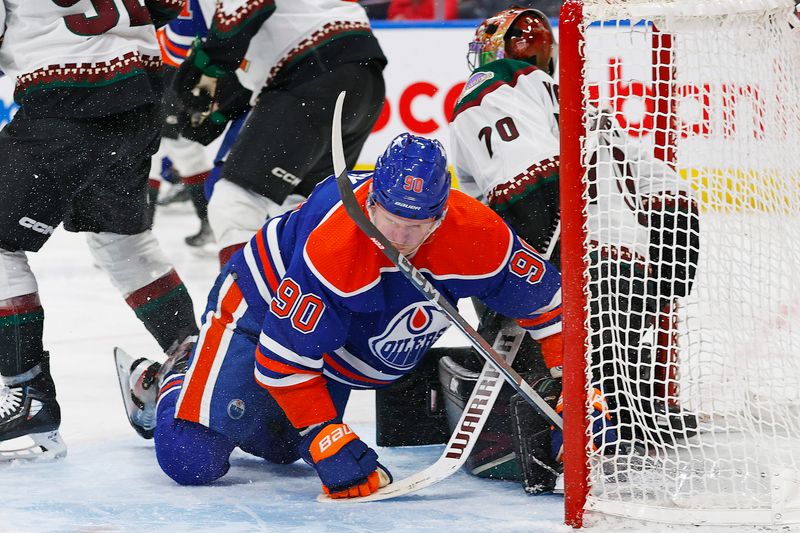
[319,91,561,503]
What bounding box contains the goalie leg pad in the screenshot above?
[510,377,563,494]
[438,352,524,481]
[374,346,454,447]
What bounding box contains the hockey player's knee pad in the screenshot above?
[85,231,172,296]
[207,179,271,250]
[154,408,234,486]
[0,248,37,299]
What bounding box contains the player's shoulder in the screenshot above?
[452,59,543,120]
[302,175,394,298]
[413,190,514,279]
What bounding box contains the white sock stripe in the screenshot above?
[155,384,182,412]
[527,322,562,340]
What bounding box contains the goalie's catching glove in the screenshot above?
[299,422,392,499]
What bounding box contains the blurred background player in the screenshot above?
[147,0,217,251]
[0,0,199,461]
[173,0,387,267]
[448,6,700,491]
[115,133,566,498]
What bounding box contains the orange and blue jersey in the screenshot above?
[157,0,210,67]
[184,172,562,429]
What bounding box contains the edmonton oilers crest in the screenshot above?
[369,303,449,371]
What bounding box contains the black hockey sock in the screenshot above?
[124,270,199,352]
[0,293,46,377]
[182,172,210,222]
[147,180,160,222]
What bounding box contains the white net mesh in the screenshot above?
[576,0,800,525]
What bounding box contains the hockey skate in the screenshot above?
[156,183,190,206]
[185,218,216,256]
[114,338,194,439]
[0,361,66,463]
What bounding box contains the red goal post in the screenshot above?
[559,0,800,527]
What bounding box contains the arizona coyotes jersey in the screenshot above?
[451,58,687,265]
[0,0,181,110]
[208,0,375,95]
[223,172,562,426]
[450,59,561,260]
[451,59,560,203]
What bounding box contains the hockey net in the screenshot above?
[559,0,800,527]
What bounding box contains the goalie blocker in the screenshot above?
[376,309,559,494]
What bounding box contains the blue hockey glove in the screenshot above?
[299,422,392,499]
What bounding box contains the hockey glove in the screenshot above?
[299,422,392,499]
[549,386,619,462]
[173,38,228,129]
[178,74,252,146]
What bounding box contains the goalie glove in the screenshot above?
[299,422,392,499]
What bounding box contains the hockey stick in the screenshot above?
[319,319,526,503]
[328,91,561,428]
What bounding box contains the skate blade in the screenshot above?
[113,347,155,440]
[0,430,67,463]
[553,473,564,494]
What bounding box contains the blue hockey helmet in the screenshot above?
[370,133,450,220]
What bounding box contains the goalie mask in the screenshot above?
[468,7,556,75]
[370,133,450,221]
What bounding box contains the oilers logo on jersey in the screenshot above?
[369,303,450,371]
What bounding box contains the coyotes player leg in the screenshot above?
[209,63,383,267]
[207,179,305,266]
[86,231,198,354]
[183,178,214,249]
[166,135,215,249]
[0,251,65,461]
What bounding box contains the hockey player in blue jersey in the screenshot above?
[116,133,565,498]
